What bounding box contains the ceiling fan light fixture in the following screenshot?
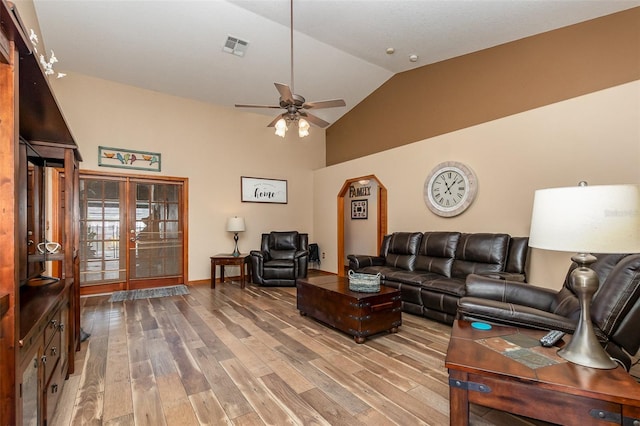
[298,118,310,137]
[275,118,287,137]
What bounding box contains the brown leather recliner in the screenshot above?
[250,231,309,286]
[457,253,640,370]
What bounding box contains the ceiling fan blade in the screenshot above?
[302,99,346,110]
[299,111,330,128]
[235,104,281,109]
[274,83,294,104]
[267,114,286,127]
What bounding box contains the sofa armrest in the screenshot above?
[347,254,385,270]
[457,296,577,333]
[465,273,557,311]
[475,272,527,282]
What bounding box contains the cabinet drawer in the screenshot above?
[44,309,61,346]
[43,328,61,385]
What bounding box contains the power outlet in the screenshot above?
[322,252,325,259]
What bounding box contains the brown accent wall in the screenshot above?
[326,7,640,166]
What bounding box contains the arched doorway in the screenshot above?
[337,175,387,276]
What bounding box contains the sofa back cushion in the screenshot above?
[382,232,422,271]
[414,232,460,278]
[505,237,529,275]
[451,233,510,279]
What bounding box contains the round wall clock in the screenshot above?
[424,161,478,217]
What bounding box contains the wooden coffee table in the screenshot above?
[296,275,401,343]
[445,320,640,425]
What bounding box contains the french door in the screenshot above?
[78,171,188,294]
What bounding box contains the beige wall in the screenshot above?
[50,73,325,282]
[315,81,640,288]
[327,7,640,165]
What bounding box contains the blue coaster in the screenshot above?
[471,321,492,331]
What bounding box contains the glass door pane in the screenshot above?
[128,181,183,286]
[79,178,126,287]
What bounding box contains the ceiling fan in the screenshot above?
[234,0,346,137]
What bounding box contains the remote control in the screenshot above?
[539,330,566,347]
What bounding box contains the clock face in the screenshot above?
[424,162,477,217]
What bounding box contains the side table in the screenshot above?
[445,320,640,425]
[210,254,251,289]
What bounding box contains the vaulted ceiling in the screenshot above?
[33,0,640,127]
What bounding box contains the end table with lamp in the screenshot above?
[210,254,251,289]
[210,217,250,289]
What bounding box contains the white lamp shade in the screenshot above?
[529,184,640,253]
[226,216,246,232]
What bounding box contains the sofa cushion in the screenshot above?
[384,270,444,287]
[414,232,460,277]
[420,277,467,297]
[451,233,509,279]
[383,232,422,271]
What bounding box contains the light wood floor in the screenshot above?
[51,277,557,426]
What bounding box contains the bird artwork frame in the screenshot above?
[98,146,161,172]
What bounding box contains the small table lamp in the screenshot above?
[226,216,246,257]
[529,182,640,369]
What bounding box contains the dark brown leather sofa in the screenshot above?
[250,231,309,286]
[348,231,529,324]
[457,253,640,371]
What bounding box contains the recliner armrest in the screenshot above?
[250,250,266,259]
[457,297,578,333]
[347,254,385,270]
[465,273,557,311]
[294,249,309,259]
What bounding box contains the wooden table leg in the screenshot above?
[240,263,246,289]
[220,265,225,284]
[448,370,470,425]
[211,260,216,289]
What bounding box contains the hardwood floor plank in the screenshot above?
[259,372,331,425]
[220,358,294,425]
[102,375,134,423]
[261,357,316,395]
[103,413,135,426]
[70,334,108,425]
[355,368,449,424]
[275,344,371,416]
[129,360,167,426]
[189,389,232,425]
[192,346,255,420]
[153,305,211,396]
[297,387,366,426]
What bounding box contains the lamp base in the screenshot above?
[232,233,240,257]
[557,253,617,369]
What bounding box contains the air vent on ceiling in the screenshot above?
[223,36,249,57]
